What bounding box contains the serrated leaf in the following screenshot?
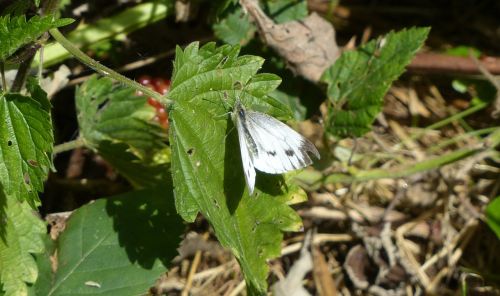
[213,6,255,45]
[0,15,73,61]
[0,80,53,206]
[75,75,167,158]
[34,185,184,296]
[169,42,303,294]
[321,27,430,137]
[213,0,307,46]
[0,190,46,296]
[486,196,500,239]
[263,0,308,24]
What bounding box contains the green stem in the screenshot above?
[410,101,488,142]
[428,127,498,152]
[323,147,478,184]
[48,28,171,106]
[296,127,500,188]
[53,138,86,154]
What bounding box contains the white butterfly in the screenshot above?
[231,99,320,195]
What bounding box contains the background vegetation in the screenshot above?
[0,0,499,295]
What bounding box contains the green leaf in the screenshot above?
[0,190,46,296]
[169,42,303,294]
[97,141,170,188]
[270,88,306,120]
[0,79,53,206]
[486,196,500,239]
[213,6,255,45]
[34,185,184,296]
[38,2,171,67]
[213,0,307,46]
[321,27,430,138]
[0,15,73,62]
[263,0,308,24]
[1,0,32,16]
[75,76,170,188]
[76,75,167,158]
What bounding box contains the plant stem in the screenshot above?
[296,126,500,188]
[11,54,35,92]
[53,137,86,154]
[323,147,478,184]
[393,101,489,152]
[48,28,172,106]
[428,126,498,152]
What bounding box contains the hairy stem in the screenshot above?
[49,28,171,106]
[53,137,86,154]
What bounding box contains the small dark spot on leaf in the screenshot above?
[267,151,276,156]
[285,150,294,156]
[7,140,12,146]
[187,148,194,155]
[28,160,39,167]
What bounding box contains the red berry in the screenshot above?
[153,78,171,95]
[137,75,153,86]
[147,98,162,109]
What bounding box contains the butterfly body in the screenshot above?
[232,100,320,194]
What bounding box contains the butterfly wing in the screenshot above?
[234,109,257,194]
[244,111,320,174]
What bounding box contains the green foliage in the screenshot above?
[214,0,308,45]
[321,27,430,138]
[0,14,73,62]
[97,141,170,188]
[213,6,255,45]
[271,88,307,120]
[40,2,172,67]
[75,76,170,187]
[0,79,53,206]
[168,42,304,294]
[34,185,184,296]
[0,193,46,296]
[76,75,166,158]
[486,196,500,239]
[1,0,32,16]
[263,0,308,24]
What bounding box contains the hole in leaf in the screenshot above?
[187,148,194,155]
[7,140,12,146]
[24,173,30,185]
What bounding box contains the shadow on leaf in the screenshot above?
[105,183,185,269]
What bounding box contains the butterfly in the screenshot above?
[231,99,320,195]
